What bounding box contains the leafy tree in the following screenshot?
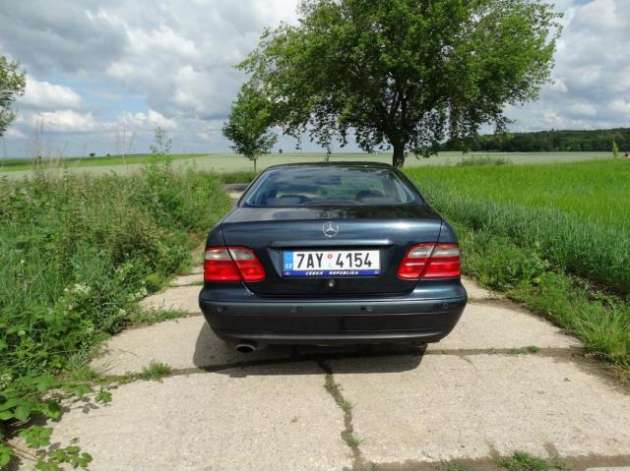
[239,0,560,167]
[223,85,277,172]
[0,56,26,137]
[612,140,620,159]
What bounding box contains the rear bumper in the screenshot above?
[199,282,467,346]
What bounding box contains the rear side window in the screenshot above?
[243,166,421,207]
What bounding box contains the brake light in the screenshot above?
[204,246,266,283]
[397,243,461,280]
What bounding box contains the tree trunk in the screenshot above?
[392,143,405,168]
[253,158,257,173]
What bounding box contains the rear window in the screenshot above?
[243,166,421,207]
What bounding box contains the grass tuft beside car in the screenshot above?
[199,162,467,351]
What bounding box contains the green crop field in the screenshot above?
[407,159,630,294]
[409,159,630,235]
[406,159,630,372]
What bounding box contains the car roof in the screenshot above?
[263,161,394,172]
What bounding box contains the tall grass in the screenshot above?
[406,159,630,373]
[407,160,630,295]
[0,165,230,382]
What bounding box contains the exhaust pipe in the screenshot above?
[235,342,257,354]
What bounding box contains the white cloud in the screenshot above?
[27,110,99,133]
[119,109,178,130]
[507,0,630,131]
[3,127,27,139]
[609,99,630,115]
[569,102,598,117]
[19,78,83,110]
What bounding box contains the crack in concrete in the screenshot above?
[102,348,425,383]
[427,346,583,357]
[317,360,367,470]
[100,345,588,384]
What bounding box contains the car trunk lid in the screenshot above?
[220,205,443,296]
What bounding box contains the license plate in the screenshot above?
[283,250,381,277]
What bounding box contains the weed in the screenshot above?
[34,440,93,471]
[496,450,565,470]
[139,362,172,381]
[130,308,190,326]
[344,433,363,448]
[437,460,468,471]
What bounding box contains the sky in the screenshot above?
[0,0,629,158]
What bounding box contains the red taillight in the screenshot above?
[204,246,266,283]
[397,243,461,280]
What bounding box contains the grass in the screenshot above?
[344,433,364,448]
[407,160,630,294]
[437,460,468,471]
[129,308,192,327]
[406,159,630,375]
[138,362,172,381]
[496,451,565,470]
[0,163,232,469]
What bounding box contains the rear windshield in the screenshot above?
[243,166,421,207]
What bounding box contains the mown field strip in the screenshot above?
[0,150,613,177]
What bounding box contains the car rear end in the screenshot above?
[199,163,467,348]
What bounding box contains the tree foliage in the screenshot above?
[442,128,630,153]
[0,56,25,137]
[239,0,560,167]
[223,85,277,172]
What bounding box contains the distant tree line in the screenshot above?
[442,128,630,152]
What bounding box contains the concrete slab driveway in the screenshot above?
[48,267,630,471]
